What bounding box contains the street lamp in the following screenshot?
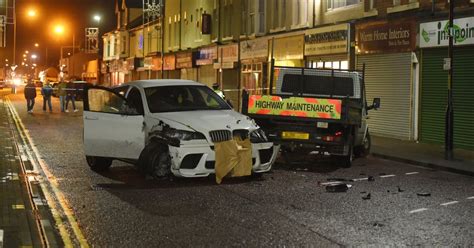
[31,54,38,59]
[35,43,39,47]
[27,9,37,17]
[93,15,101,23]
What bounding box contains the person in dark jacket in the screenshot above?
[65,81,78,112]
[41,80,54,112]
[24,80,37,113]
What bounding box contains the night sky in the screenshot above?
[1,0,116,66]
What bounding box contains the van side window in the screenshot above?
[127,87,144,115]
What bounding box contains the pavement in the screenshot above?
[372,135,474,177]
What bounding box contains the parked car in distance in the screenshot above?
[83,80,279,178]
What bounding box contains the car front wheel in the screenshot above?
[138,142,171,178]
[86,156,113,172]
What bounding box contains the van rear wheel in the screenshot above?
[354,131,371,158]
[86,156,112,172]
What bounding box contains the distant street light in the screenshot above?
[93,15,101,23]
[25,50,29,54]
[31,54,38,59]
[54,25,65,34]
[35,43,39,47]
[27,9,37,17]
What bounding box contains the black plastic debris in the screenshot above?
[417,192,431,197]
[326,184,349,193]
[379,173,387,176]
[373,222,384,227]
[327,178,349,182]
[360,191,367,194]
[398,186,404,192]
[368,176,375,181]
[362,193,371,200]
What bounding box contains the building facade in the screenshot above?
[101,0,474,149]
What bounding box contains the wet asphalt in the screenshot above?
[5,89,474,247]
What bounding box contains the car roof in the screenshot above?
[122,79,204,88]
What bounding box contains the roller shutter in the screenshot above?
[357,53,413,140]
[420,47,474,150]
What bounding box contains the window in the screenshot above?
[272,0,287,29]
[393,0,401,5]
[292,0,308,26]
[88,88,128,114]
[327,0,360,10]
[121,35,127,55]
[126,87,144,115]
[241,0,248,35]
[145,86,231,113]
[249,1,256,34]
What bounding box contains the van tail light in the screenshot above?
[323,131,343,142]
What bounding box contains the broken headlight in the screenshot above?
[163,129,206,141]
[250,129,268,143]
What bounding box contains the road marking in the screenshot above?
[440,201,459,206]
[405,172,419,175]
[380,174,396,178]
[6,97,89,248]
[466,196,474,200]
[0,229,3,247]
[351,177,368,181]
[320,181,345,186]
[409,208,428,214]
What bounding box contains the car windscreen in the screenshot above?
[145,85,231,113]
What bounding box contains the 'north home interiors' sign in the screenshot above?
[356,19,416,54]
[420,16,474,48]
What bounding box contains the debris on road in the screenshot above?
[327,178,350,182]
[362,193,371,200]
[368,176,375,181]
[417,192,431,197]
[326,184,349,193]
[398,186,404,192]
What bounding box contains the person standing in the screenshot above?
[24,80,37,113]
[212,82,225,99]
[57,80,67,112]
[65,81,78,112]
[41,80,53,112]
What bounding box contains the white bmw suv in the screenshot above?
[83,80,279,178]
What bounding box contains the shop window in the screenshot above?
[271,0,286,30]
[327,0,360,10]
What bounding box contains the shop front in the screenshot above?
[109,59,125,86]
[163,54,179,79]
[240,37,269,97]
[271,34,304,67]
[99,60,109,85]
[126,57,139,82]
[356,19,417,140]
[196,46,217,87]
[304,23,350,69]
[214,43,239,107]
[419,16,474,149]
[177,52,197,81]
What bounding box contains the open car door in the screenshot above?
[83,86,145,160]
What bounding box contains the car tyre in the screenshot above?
[139,142,171,178]
[354,131,371,158]
[86,156,112,172]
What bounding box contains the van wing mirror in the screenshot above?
[369,98,381,110]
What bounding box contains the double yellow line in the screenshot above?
[5,97,89,248]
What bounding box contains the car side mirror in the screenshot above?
[369,98,381,110]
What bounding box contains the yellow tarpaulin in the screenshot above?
[214,136,252,184]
